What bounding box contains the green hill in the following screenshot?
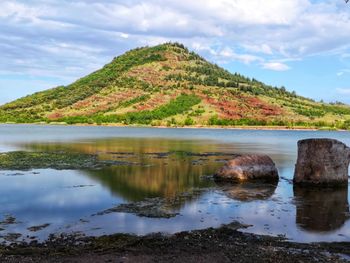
[1,42,350,129]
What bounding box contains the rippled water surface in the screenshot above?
[0,124,350,243]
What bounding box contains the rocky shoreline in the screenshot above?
[0,223,349,263]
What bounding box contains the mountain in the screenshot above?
[1,42,350,129]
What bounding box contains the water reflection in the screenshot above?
[20,137,293,169]
[22,138,222,156]
[216,181,278,202]
[85,164,213,202]
[21,138,233,202]
[294,186,349,232]
[1,129,348,242]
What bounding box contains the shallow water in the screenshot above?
[0,124,350,243]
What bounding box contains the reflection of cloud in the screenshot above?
[0,169,121,242]
[2,170,105,208]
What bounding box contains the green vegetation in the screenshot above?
[0,151,99,170]
[119,95,151,108]
[0,151,136,170]
[167,63,303,100]
[184,116,195,126]
[58,94,201,125]
[1,42,350,130]
[0,45,168,122]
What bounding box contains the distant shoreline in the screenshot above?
[1,122,348,132]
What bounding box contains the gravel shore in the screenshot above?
[1,223,349,263]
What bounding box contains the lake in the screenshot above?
[0,124,350,243]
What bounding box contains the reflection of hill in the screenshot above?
[216,181,278,202]
[22,138,220,156]
[21,138,226,201]
[20,137,292,203]
[294,186,349,232]
[20,137,293,167]
[85,160,214,202]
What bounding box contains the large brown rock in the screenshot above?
[214,154,279,182]
[294,139,350,186]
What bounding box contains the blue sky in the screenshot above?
[1,0,350,105]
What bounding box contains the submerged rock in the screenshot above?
[294,139,350,186]
[95,197,179,218]
[214,154,279,182]
[0,215,17,226]
[27,223,50,232]
[94,189,207,219]
[2,233,22,243]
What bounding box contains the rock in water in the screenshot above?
[214,154,279,182]
[294,139,350,186]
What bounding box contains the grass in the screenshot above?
[57,94,201,125]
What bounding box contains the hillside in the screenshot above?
[1,42,350,129]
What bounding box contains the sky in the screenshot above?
[1,0,350,105]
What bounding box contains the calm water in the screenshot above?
[0,124,350,243]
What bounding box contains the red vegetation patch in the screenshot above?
[244,97,283,116]
[127,52,187,87]
[47,90,144,119]
[204,97,242,119]
[134,93,178,111]
[194,91,241,119]
[197,90,284,120]
[128,67,168,87]
[47,112,64,120]
[71,90,141,111]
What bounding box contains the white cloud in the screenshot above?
[243,44,273,55]
[1,0,349,60]
[336,88,350,95]
[337,69,350,77]
[218,47,262,64]
[168,0,308,26]
[120,33,129,39]
[0,0,350,102]
[262,62,291,71]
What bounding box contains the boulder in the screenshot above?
[214,154,279,182]
[294,139,350,186]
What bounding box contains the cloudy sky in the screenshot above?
[1,0,350,105]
